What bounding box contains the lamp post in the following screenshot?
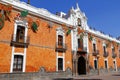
[96,55,100,75]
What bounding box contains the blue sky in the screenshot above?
[21,0,120,38]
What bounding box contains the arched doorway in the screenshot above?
[78,56,86,75]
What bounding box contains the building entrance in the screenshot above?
[78,56,86,75]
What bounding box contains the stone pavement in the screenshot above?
[52,72,120,80]
[0,72,120,80]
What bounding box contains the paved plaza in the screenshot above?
[52,72,120,80]
[0,72,120,80]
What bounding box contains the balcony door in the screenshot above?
[16,26,25,43]
[78,56,86,75]
[93,43,96,52]
[58,58,63,71]
[58,35,63,46]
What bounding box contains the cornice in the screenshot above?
[1,0,73,26]
[87,28,120,43]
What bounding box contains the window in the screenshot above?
[94,60,97,69]
[93,43,96,52]
[104,60,108,69]
[103,46,106,53]
[16,26,25,42]
[112,47,115,54]
[77,18,81,26]
[58,58,63,71]
[13,55,23,72]
[113,61,116,71]
[58,35,63,46]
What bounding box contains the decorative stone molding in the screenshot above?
[65,67,72,73]
[39,67,46,73]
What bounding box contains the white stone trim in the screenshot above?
[10,47,15,73]
[63,52,65,71]
[87,28,120,44]
[14,53,24,55]
[56,52,58,71]
[23,48,27,72]
[102,41,106,46]
[1,0,73,26]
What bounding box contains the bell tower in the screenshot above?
[68,3,88,30]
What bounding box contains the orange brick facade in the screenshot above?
[0,1,120,75]
[0,3,72,73]
[88,35,120,70]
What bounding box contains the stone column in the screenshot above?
[73,51,77,76]
[76,59,78,76]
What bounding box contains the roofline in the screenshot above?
[1,0,73,26]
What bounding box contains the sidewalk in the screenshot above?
[52,72,120,80]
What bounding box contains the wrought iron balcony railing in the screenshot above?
[55,42,67,52]
[112,53,117,58]
[77,46,87,54]
[11,34,30,48]
[103,51,109,57]
[92,50,99,56]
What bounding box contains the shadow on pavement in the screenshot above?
[53,78,102,80]
[112,74,120,76]
[53,78,73,80]
[73,79,102,80]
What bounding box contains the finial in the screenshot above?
[76,3,80,10]
[72,6,74,10]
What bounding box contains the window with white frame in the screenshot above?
[93,43,96,52]
[78,39,81,48]
[13,55,23,72]
[58,58,63,71]
[104,60,108,69]
[94,59,98,69]
[113,61,117,71]
[103,46,106,53]
[56,27,65,47]
[58,35,63,46]
[16,25,25,43]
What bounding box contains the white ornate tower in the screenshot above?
[67,3,89,75]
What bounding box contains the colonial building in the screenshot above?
[0,0,120,76]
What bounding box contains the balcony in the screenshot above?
[112,53,117,58]
[92,50,99,56]
[103,52,109,57]
[11,34,30,48]
[77,46,87,54]
[55,42,67,52]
